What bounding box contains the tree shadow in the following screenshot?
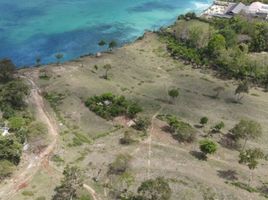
[217,170,238,181]
[219,133,240,150]
[189,150,206,161]
[194,124,203,129]
[224,97,242,104]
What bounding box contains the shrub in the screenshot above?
[132,117,151,131]
[199,139,217,157]
[108,154,131,175]
[167,116,196,143]
[200,117,208,126]
[0,160,15,180]
[213,121,225,132]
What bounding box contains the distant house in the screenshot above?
[246,2,268,19]
[225,2,246,15]
[202,1,268,20]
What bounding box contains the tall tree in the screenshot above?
[235,81,249,102]
[109,40,117,51]
[0,59,16,83]
[168,89,179,104]
[103,64,112,79]
[55,53,64,65]
[239,148,264,185]
[52,166,83,200]
[231,119,262,151]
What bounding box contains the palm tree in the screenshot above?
[103,64,112,79]
[55,53,64,65]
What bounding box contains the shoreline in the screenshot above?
[13,2,213,68]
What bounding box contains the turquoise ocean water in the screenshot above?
[0,0,212,67]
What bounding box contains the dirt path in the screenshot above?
[0,75,59,200]
[83,183,102,200]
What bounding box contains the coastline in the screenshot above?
[2,1,213,68]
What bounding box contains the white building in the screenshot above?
[245,2,268,19]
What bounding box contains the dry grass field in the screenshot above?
[16,32,268,200]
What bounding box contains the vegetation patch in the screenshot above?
[85,93,142,120]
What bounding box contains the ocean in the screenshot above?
[0,0,211,67]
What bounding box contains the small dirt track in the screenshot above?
[0,76,59,200]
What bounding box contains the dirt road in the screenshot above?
[0,76,58,200]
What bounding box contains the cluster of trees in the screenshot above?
[98,40,118,51]
[120,177,172,200]
[163,15,268,86]
[85,93,142,120]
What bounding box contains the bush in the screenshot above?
[132,117,151,132]
[167,116,196,143]
[200,117,208,126]
[108,154,131,175]
[0,160,15,180]
[199,139,217,157]
[0,136,22,165]
[213,121,225,132]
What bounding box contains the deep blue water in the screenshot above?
[0,0,211,67]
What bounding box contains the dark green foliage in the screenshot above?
[109,40,118,51]
[250,23,268,52]
[168,89,179,103]
[213,121,225,132]
[199,139,217,157]
[132,117,151,132]
[108,154,131,175]
[98,40,106,46]
[178,12,197,21]
[136,177,172,200]
[0,59,16,83]
[52,166,83,200]
[0,136,23,165]
[0,80,29,117]
[55,53,64,65]
[167,115,196,143]
[200,117,208,126]
[85,93,142,120]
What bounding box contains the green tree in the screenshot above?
[55,53,64,65]
[220,28,237,47]
[0,59,16,83]
[235,81,249,102]
[8,116,26,132]
[231,119,262,151]
[168,89,179,104]
[239,148,264,185]
[52,166,83,200]
[0,136,22,165]
[137,177,172,200]
[207,34,226,59]
[212,121,225,133]
[109,40,118,51]
[35,57,41,67]
[199,139,217,159]
[103,64,112,79]
[0,80,29,112]
[250,23,268,52]
[98,40,106,47]
[200,117,208,127]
